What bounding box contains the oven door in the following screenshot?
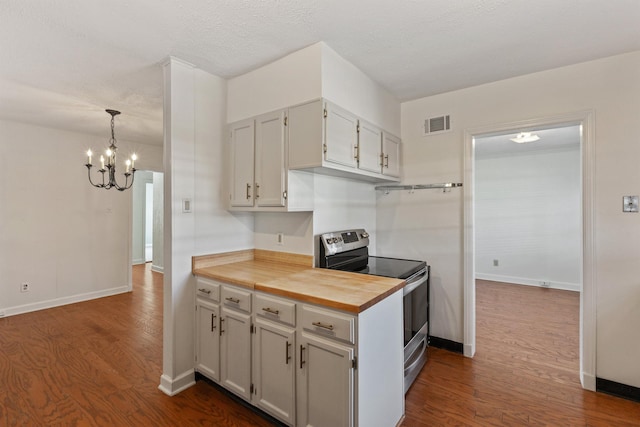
[403,267,429,393]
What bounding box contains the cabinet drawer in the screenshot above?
[255,293,296,326]
[301,305,355,344]
[221,285,252,313]
[196,278,221,302]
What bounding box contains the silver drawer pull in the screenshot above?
[262,307,280,315]
[312,321,334,331]
[198,288,211,295]
[225,297,240,304]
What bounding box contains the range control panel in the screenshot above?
[320,229,370,256]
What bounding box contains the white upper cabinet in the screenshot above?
[229,110,314,212]
[229,120,255,207]
[381,132,400,178]
[357,119,383,175]
[255,110,287,207]
[288,99,400,183]
[324,102,359,169]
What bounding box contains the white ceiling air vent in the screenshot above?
[423,114,451,136]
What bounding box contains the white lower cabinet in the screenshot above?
[297,332,354,427]
[195,279,403,427]
[220,284,253,401]
[196,299,220,382]
[253,318,296,425]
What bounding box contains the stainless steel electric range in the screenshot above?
[318,228,430,393]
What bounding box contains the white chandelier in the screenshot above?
[85,109,137,191]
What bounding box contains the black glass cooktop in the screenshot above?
[355,256,426,280]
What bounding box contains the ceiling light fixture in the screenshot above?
[85,109,137,191]
[510,132,540,144]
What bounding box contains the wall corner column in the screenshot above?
[159,57,197,396]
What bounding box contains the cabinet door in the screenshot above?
[255,111,286,208]
[324,102,358,169]
[196,300,220,382]
[357,120,383,174]
[230,120,255,207]
[220,307,252,400]
[253,319,296,425]
[297,333,354,427]
[382,132,400,178]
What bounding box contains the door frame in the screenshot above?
[462,110,596,390]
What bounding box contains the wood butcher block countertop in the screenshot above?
[192,249,405,313]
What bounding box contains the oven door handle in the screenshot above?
[404,338,427,374]
[403,271,429,296]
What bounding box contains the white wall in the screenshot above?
[227,43,323,123]
[0,120,162,317]
[321,44,400,135]
[160,60,255,395]
[475,147,581,291]
[377,50,640,388]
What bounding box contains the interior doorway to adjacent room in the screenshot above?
[132,171,164,273]
[463,111,596,390]
[473,124,582,386]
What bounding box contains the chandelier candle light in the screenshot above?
[85,109,137,191]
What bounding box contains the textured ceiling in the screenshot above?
[1,0,639,146]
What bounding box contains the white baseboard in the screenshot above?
[475,273,580,292]
[581,371,596,391]
[151,264,164,274]
[132,258,146,265]
[1,286,131,318]
[158,370,196,396]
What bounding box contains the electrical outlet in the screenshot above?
[21,282,29,293]
[277,233,284,245]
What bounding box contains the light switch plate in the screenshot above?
[182,198,192,213]
[623,196,638,212]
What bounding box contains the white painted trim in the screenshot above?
[463,110,596,391]
[151,264,164,274]
[475,273,580,292]
[132,258,146,265]
[1,286,130,318]
[580,111,597,391]
[463,128,476,358]
[158,370,196,396]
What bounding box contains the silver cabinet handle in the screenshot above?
[255,183,260,199]
[198,288,211,295]
[384,154,389,168]
[354,145,359,160]
[262,307,279,315]
[246,183,251,200]
[300,345,306,368]
[225,297,240,304]
[312,321,334,331]
[211,313,217,332]
[285,341,291,365]
[379,152,384,166]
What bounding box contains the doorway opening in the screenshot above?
[463,111,596,390]
[132,171,164,274]
[473,124,582,385]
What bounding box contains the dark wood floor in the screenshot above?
[403,279,640,426]
[1,268,639,426]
